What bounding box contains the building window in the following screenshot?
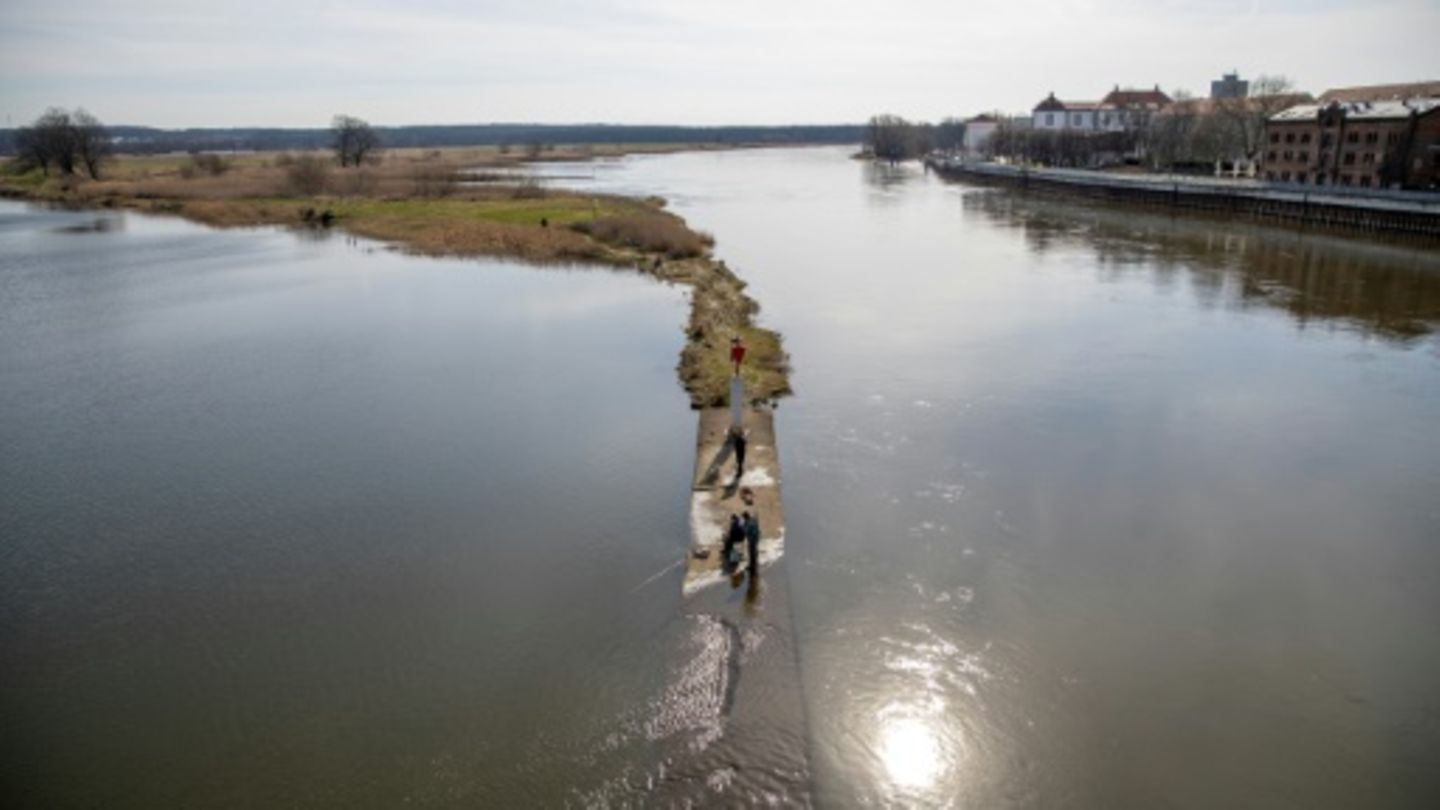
[1300,133,1312,144]
[1346,132,1358,144]
[1297,151,1309,163]
[1365,132,1378,144]
[1387,132,1399,145]
[1321,133,1333,147]
[1270,132,1280,144]
[1281,171,1291,181]
[1360,176,1372,187]
[1341,175,1352,186]
[1343,152,1356,165]
[1362,153,1374,164]
[1045,113,1053,126]
[1285,132,1295,143]
[1267,151,1277,161]
[1314,174,1326,186]
[1072,114,1081,126]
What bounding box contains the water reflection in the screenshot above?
[53,215,122,234]
[963,190,1440,342]
[863,160,923,201]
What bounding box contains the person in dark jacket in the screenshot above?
[742,511,761,578]
[723,514,745,571]
[732,428,748,483]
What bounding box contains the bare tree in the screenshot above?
[11,108,113,179]
[33,108,78,175]
[71,108,111,180]
[11,126,50,175]
[331,115,382,167]
[865,114,925,162]
[1217,74,1297,164]
[934,118,967,153]
[1144,90,1197,171]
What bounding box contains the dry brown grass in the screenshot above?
[572,212,714,259]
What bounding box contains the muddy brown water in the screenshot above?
[4,145,1440,807]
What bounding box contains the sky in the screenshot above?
[1,0,1437,128]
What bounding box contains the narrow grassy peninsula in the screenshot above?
[0,147,789,407]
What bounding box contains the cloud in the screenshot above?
[0,0,1435,126]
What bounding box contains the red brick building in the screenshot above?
[1261,98,1440,190]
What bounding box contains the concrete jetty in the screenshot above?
[684,395,785,595]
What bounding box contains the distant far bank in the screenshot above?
[0,123,863,156]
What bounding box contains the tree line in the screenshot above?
[1,122,866,157]
[863,115,966,162]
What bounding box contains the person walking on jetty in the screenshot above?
[743,512,761,578]
[731,427,748,484]
[724,514,745,571]
[730,335,746,376]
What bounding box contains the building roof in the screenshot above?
[1101,86,1172,108]
[967,113,998,123]
[1270,98,1440,123]
[1159,93,1314,118]
[1319,81,1440,103]
[1034,93,1065,112]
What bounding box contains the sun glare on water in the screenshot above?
[880,714,944,790]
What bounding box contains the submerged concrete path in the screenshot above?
[684,402,786,595]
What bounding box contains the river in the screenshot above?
[4,147,1440,807]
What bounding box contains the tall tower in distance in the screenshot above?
[1211,71,1249,99]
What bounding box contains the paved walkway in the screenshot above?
[684,404,785,595]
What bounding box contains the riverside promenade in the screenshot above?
[928,158,1440,239]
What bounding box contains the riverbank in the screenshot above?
[929,158,1440,240]
[0,147,789,407]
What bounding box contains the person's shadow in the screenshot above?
[699,440,735,490]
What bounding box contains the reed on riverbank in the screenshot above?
[1,148,790,407]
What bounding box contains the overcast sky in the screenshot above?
[1,0,1436,128]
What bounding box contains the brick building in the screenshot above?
[1261,98,1440,190]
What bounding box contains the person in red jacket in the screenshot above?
[730,336,746,376]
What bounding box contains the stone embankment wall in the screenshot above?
[929,159,1440,239]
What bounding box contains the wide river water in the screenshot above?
[4,147,1440,807]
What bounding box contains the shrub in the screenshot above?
[409,166,456,198]
[572,212,709,259]
[510,179,546,199]
[285,156,330,195]
[180,153,229,179]
[192,153,230,176]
